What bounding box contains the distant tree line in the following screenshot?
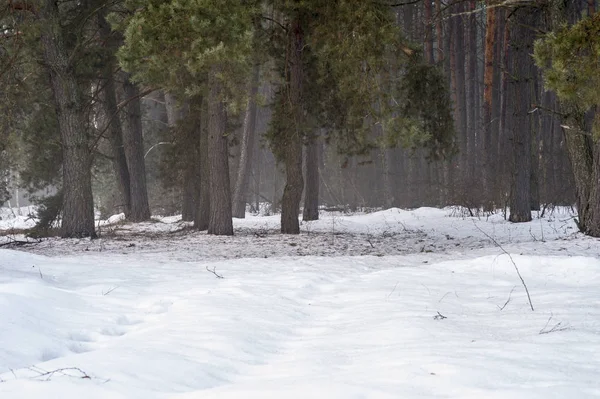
[0,0,598,238]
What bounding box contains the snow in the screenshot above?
[0,206,36,231]
[1,207,599,398]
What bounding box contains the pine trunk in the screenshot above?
[435,0,444,62]
[424,0,434,64]
[303,135,319,221]
[232,62,260,218]
[195,98,210,231]
[98,11,131,218]
[508,6,537,223]
[482,1,496,207]
[280,14,304,234]
[164,94,196,221]
[39,0,95,238]
[466,0,478,189]
[207,70,233,236]
[121,74,151,222]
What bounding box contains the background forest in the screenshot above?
[1,0,599,238]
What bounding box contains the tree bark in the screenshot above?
[466,0,478,189]
[424,0,434,64]
[435,0,444,62]
[482,1,497,208]
[164,94,197,221]
[303,133,319,221]
[121,74,151,222]
[98,12,131,218]
[508,6,537,223]
[232,62,260,218]
[194,98,210,230]
[280,12,304,234]
[207,70,233,235]
[38,0,95,238]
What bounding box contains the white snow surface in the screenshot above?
[0,206,36,231]
[1,207,599,398]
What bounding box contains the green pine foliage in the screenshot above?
[535,13,600,137]
[266,0,455,159]
[115,0,257,108]
[116,0,455,162]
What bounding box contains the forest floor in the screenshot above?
[0,207,599,398]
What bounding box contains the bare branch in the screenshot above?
[473,221,534,311]
[206,266,224,279]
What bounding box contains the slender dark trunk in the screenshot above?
[508,7,538,223]
[39,0,95,238]
[280,13,304,234]
[232,62,260,218]
[466,0,477,191]
[424,0,434,64]
[98,12,131,218]
[435,0,444,62]
[195,98,210,230]
[207,70,233,235]
[530,72,541,211]
[164,94,196,221]
[303,133,319,221]
[121,74,151,222]
[482,1,497,208]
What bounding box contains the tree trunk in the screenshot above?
[207,70,233,235]
[121,74,151,222]
[303,134,319,221]
[280,13,304,234]
[482,1,497,207]
[98,12,131,218]
[39,0,95,238]
[466,0,478,191]
[435,0,444,62]
[164,94,196,221]
[194,98,210,230]
[508,6,537,223]
[424,0,434,64]
[232,62,260,218]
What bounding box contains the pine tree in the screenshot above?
[116,0,256,235]
[535,12,600,236]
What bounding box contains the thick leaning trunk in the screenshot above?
[39,0,95,238]
[98,12,131,218]
[232,62,260,219]
[563,106,600,236]
[302,135,319,221]
[121,74,151,222]
[207,70,233,236]
[280,13,304,234]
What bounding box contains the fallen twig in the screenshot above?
[539,314,570,335]
[102,286,119,296]
[473,221,534,311]
[433,311,447,320]
[26,367,91,381]
[386,281,399,299]
[206,266,224,279]
[498,286,517,311]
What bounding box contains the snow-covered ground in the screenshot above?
[0,206,36,231]
[1,207,599,398]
